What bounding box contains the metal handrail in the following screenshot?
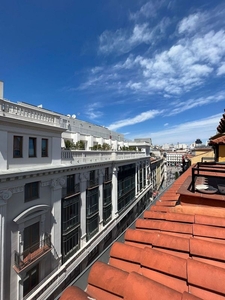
[14,234,51,271]
[191,162,225,192]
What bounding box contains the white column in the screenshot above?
[0,197,7,300]
[80,172,87,247]
[51,179,62,265]
[112,166,118,218]
[98,169,104,230]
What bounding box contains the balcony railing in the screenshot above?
[191,162,225,192]
[14,234,51,272]
[61,150,147,165]
[0,99,64,128]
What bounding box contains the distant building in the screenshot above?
[0,82,165,300]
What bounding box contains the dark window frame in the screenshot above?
[41,138,48,157]
[13,136,23,158]
[29,137,37,158]
[25,182,39,202]
[23,264,39,296]
[62,195,80,233]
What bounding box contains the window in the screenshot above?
[41,139,48,157]
[13,136,23,158]
[86,187,99,216]
[86,214,99,241]
[67,174,75,195]
[23,264,39,296]
[29,137,37,157]
[25,182,39,202]
[62,228,79,262]
[24,222,40,255]
[62,195,80,233]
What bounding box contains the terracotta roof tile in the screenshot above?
[209,134,225,145]
[87,261,128,299]
[193,224,225,240]
[140,247,187,279]
[190,237,225,262]
[187,258,225,297]
[195,214,225,227]
[143,211,166,220]
[60,162,225,300]
[123,272,183,300]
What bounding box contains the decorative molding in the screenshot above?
[0,199,6,206]
[80,172,89,181]
[58,177,66,186]
[0,189,12,201]
[112,167,119,175]
[50,179,58,188]
[99,169,105,176]
[41,181,50,187]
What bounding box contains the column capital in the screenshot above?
[0,189,12,202]
[113,166,119,175]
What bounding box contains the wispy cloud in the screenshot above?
[138,114,221,145]
[98,18,170,55]
[108,109,163,131]
[129,0,169,21]
[85,102,103,120]
[168,91,225,116]
[80,5,225,101]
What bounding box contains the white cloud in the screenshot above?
[108,109,163,131]
[98,18,170,55]
[140,114,221,145]
[168,91,225,116]
[85,102,103,120]
[217,62,225,76]
[129,0,168,21]
[178,13,206,34]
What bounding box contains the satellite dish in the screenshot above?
[72,114,76,119]
[67,114,71,117]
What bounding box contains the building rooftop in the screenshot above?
[60,162,225,300]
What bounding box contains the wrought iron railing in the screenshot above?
[191,162,225,192]
[14,234,51,271]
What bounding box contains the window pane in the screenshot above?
[42,139,48,157]
[25,182,39,202]
[13,136,23,158]
[29,138,36,157]
[23,265,39,296]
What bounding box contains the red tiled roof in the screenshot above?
[209,134,225,145]
[60,163,225,300]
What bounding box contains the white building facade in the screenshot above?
[0,96,154,300]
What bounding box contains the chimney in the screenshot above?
[0,81,3,99]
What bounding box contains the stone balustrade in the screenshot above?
[0,99,66,128]
[61,150,147,164]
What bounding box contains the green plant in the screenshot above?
[65,140,75,149]
[75,140,85,150]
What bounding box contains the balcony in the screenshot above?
[177,162,225,207]
[0,99,64,128]
[61,150,147,165]
[14,234,52,273]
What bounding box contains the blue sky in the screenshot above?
[1,0,225,146]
